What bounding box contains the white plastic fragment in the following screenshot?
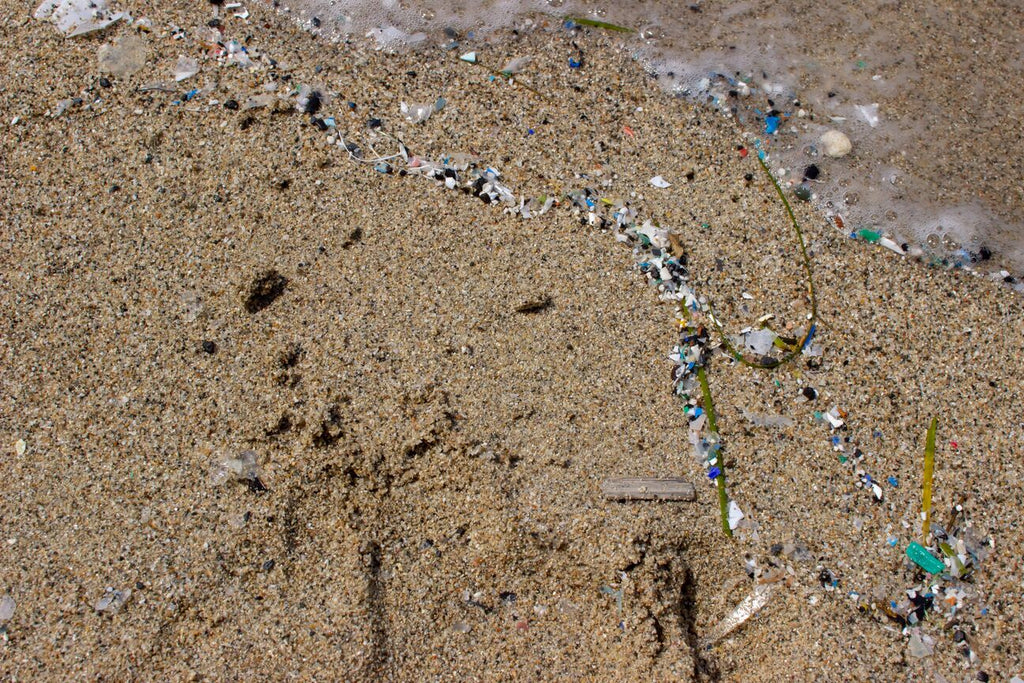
[820,129,852,158]
[878,236,905,255]
[97,34,147,78]
[95,588,131,614]
[14,439,26,456]
[855,103,880,128]
[740,328,777,355]
[907,629,935,658]
[727,501,745,530]
[172,55,199,82]
[459,51,477,64]
[500,56,533,74]
[742,410,795,428]
[401,101,434,124]
[52,98,75,117]
[649,175,671,188]
[366,26,427,49]
[0,595,15,622]
[825,409,844,429]
[35,0,124,36]
[209,450,260,486]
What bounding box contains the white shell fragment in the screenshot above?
[702,583,774,646]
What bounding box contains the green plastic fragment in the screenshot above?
[838,455,848,464]
[906,541,945,574]
[857,228,881,243]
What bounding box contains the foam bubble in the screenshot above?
[269,0,1024,275]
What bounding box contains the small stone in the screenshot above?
[14,439,26,456]
[820,130,852,158]
[793,184,812,201]
[201,340,217,354]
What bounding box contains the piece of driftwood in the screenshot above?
[601,477,696,502]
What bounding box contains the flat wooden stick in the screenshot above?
[602,477,696,502]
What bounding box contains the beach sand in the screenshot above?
[1,0,1023,679]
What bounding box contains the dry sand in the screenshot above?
[1,0,1023,680]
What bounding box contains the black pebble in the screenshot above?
[802,387,818,400]
[202,340,217,354]
[803,164,820,180]
[976,673,989,682]
[99,77,111,88]
[224,99,239,110]
[311,16,321,27]
[979,246,991,260]
[262,559,276,572]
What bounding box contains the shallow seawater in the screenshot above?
[270,0,1024,283]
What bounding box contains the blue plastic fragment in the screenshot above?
[830,436,841,446]
[765,116,780,134]
[693,407,703,417]
[568,57,582,69]
[887,476,899,487]
[707,467,721,479]
[801,323,817,350]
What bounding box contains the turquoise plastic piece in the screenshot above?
[906,541,945,574]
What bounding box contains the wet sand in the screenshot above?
[1,0,1023,679]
